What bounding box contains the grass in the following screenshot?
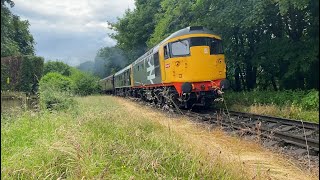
[1,96,247,179]
[221,90,319,123]
[227,103,319,123]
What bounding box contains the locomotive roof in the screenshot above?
[114,64,131,76]
[133,26,218,64]
[100,74,114,81]
[158,26,217,46]
[101,26,219,80]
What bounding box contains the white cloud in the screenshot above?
[11,0,135,66]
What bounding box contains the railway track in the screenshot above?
[183,109,319,154]
[129,96,319,156]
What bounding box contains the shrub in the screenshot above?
[39,72,76,111]
[70,68,100,96]
[301,90,319,110]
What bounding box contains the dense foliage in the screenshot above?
[44,61,71,76]
[39,72,75,110]
[1,0,35,57]
[70,68,100,96]
[39,61,101,110]
[94,0,319,91]
[42,61,101,95]
[109,0,161,63]
[1,55,44,93]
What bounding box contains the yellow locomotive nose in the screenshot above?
[175,45,226,83]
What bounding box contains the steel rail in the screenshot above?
[227,110,319,130]
[183,109,319,152]
[129,98,319,153]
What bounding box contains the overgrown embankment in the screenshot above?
[1,96,248,179]
[222,90,319,123]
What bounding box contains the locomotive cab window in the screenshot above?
[190,37,224,54]
[164,45,170,59]
[190,37,208,47]
[209,39,223,54]
[170,39,190,57]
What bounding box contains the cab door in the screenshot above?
[170,39,190,82]
[160,44,171,82]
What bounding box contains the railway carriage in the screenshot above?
[114,65,131,96]
[108,26,229,108]
[99,75,114,94]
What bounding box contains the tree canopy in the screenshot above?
[81,47,125,78]
[99,0,318,91]
[44,61,72,76]
[1,0,35,57]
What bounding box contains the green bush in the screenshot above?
[70,68,100,96]
[39,72,74,91]
[39,72,76,111]
[301,90,319,110]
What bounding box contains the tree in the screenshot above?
[1,0,35,57]
[44,61,71,76]
[109,0,161,63]
[77,61,95,73]
[99,0,319,90]
[93,47,127,78]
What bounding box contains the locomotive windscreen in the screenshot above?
[190,37,224,54]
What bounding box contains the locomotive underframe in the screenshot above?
[114,85,221,109]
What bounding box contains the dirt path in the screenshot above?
[115,97,318,180]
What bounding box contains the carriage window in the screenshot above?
[171,39,190,56]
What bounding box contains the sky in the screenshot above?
[11,0,135,66]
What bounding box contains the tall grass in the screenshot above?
[222,90,319,123]
[1,96,246,179]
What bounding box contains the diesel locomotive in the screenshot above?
[99,26,229,108]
